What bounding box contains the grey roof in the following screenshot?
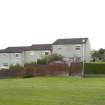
[0,44,52,53]
[0,49,5,53]
[0,46,30,53]
[0,38,88,53]
[53,38,88,45]
[30,44,52,50]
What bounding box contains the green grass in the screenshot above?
[0,77,105,105]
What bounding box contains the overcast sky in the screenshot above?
[0,0,105,50]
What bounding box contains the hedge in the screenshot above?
[85,63,105,74]
[37,58,48,64]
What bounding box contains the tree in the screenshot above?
[92,48,105,61]
[99,48,105,54]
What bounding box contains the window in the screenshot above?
[69,57,74,60]
[45,52,49,55]
[75,46,81,50]
[3,63,8,66]
[3,53,7,56]
[16,54,19,57]
[76,48,80,50]
[58,48,62,50]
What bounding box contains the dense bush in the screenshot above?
[37,58,48,64]
[24,64,36,78]
[85,63,105,74]
[9,64,24,70]
[47,54,63,63]
[24,62,36,67]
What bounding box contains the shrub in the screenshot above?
[9,64,24,70]
[37,58,48,64]
[47,54,63,63]
[24,65,36,78]
[24,62,36,67]
[84,63,105,74]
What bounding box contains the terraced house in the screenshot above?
[0,38,91,69]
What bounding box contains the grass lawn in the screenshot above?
[0,77,105,105]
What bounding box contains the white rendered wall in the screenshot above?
[24,50,51,63]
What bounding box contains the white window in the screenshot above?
[58,48,62,50]
[16,54,19,57]
[3,63,8,66]
[45,52,49,55]
[3,53,7,56]
[75,46,81,50]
